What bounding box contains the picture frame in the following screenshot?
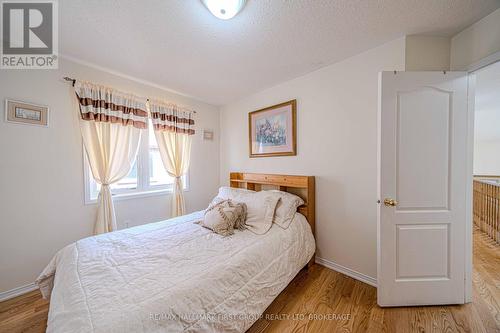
[4,99,49,127]
[202,129,214,141]
[248,99,296,158]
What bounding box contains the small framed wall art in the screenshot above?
[248,99,296,157]
[5,99,49,127]
[203,129,214,141]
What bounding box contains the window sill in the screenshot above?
[84,187,189,205]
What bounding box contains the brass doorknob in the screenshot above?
[384,198,398,207]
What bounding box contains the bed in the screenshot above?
[37,173,316,333]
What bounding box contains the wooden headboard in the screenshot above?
[229,172,315,236]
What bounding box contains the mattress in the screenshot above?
[36,210,315,333]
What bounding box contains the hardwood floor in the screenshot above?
[248,228,500,333]
[1,229,498,333]
[0,290,48,333]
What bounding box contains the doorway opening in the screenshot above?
[471,60,500,324]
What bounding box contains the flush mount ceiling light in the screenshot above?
[201,0,246,20]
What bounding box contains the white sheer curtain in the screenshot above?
[149,100,195,217]
[75,81,148,234]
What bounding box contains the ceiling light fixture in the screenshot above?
[201,0,246,20]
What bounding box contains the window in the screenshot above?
[85,119,188,203]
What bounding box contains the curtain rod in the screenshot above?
[62,76,197,113]
[63,76,76,86]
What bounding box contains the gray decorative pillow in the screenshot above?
[232,201,247,230]
[197,199,247,236]
[207,196,247,230]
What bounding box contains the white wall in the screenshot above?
[0,58,220,293]
[219,38,406,279]
[473,61,500,176]
[451,8,500,70]
[474,140,500,176]
[405,35,451,71]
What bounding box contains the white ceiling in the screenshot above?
[475,61,500,142]
[60,0,500,105]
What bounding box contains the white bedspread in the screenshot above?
[37,211,315,333]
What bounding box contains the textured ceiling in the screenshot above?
[60,0,500,105]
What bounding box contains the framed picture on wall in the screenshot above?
[5,100,49,127]
[248,99,296,158]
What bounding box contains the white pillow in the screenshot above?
[216,187,280,235]
[243,191,280,234]
[217,186,255,200]
[268,190,305,229]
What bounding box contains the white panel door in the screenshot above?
[378,71,469,306]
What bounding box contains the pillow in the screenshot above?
[215,186,281,234]
[244,192,280,234]
[268,190,305,229]
[197,199,246,236]
[207,195,225,207]
[208,196,247,230]
[217,186,255,200]
[232,201,247,230]
[217,186,304,229]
